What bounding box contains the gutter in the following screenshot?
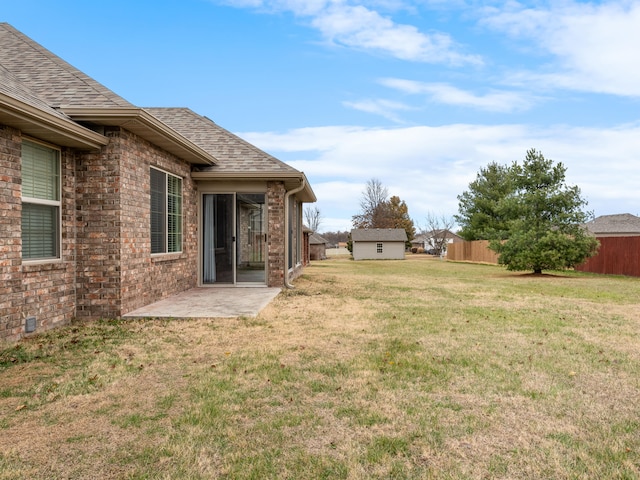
[60,107,218,165]
[0,94,108,149]
[283,176,306,289]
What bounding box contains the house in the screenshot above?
[309,233,328,260]
[576,213,640,277]
[350,228,407,261]
[412,229,463,255]
[584,214,640,237]
[0,23,316,342]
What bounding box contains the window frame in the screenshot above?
[21,139,61,263]
[150,167,183,255]
[377,242,383,254]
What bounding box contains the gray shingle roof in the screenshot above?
[0,23,312,190]
[0,23,132,108]
[351,228,408,242]
[585,213,640,234]
[0,63,71,120]
[146,108,299,174]
[309,233,328,245]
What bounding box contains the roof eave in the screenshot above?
[0,94,108,149]
[61,107,218,166]
[191,170,317,202]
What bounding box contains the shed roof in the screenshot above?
[309,233,328,245]
[585,213,640,234]
[351,228,408,242]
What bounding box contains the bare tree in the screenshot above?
[422,212,456,255]
[304,205,322,233]
[352,178,389,229]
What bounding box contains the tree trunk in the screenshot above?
[533,268,542,274]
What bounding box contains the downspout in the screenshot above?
[283,177,306,289]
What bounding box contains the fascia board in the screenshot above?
[191,170,317,202]
[61,107,218,165]
[0,93,108,149]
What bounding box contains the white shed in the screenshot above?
[351,228,407,261]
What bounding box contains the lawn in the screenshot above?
[1,256,639,479]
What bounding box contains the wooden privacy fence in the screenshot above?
[446,240,499,264]
[575,236,640,277]
[448,237,640,277]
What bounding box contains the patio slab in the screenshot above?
[123,287,281,319]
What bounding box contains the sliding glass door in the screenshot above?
[236,194,266,283]
[202,193,266,285]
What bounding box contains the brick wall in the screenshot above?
[119,129,198,314]
[75,128,122,319]
[267,181,285,287]
[0,127,77,342]
[76,128,198,318]
[1,122,304,341]
[0,126,22,341]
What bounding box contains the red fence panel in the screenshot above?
[576,236,640,277]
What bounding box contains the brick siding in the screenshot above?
[267,181,286,287]
[76,128,198,318]
[0,127,76,341]
[1,124,299,342]
[0,126,23,341]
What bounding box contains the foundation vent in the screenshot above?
[25,317,37,333]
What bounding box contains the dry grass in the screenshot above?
[1,255,639,479]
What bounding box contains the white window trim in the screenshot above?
[21,138,62,264]
[150,166,184,256]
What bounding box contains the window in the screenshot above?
[377,242,383,254]
[21,140,60,260]
[150,167,182,254]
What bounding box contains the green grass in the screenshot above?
[1,256,639,479]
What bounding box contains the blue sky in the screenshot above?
[4,0,640,232]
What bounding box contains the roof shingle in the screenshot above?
[146,107,299,174]
[351,228,408,242]
[0,23,132,108]
[585,213,640,234]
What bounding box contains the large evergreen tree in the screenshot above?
[458,150,599,274]
[455,161,513,241]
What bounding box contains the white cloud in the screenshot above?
[343,98,414,122]
[481,1,640,96]
[310,4,480,65]
[240,121,640,230]
[214,0,481,65]
[380,78,535,112]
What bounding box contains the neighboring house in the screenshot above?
[309,233,328,260]
[584,214,640,237]
[412,230,462,254]
[576,213,640,277]
[0,23,316,342]
[351,229,407,261]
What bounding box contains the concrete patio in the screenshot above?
[123,287,281,319]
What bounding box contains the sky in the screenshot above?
[4,0,640,232]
